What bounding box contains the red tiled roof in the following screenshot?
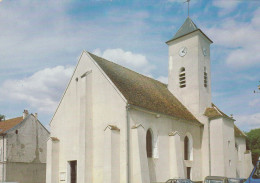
[0,116,23,134]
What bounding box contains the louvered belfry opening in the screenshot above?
[179,67,186,88]
[146,129,153,158]
[204,67,208,87]
[184,136,189,160]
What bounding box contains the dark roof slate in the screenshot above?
[88,52,200,124]
[172,17,198,40]
[166,17,213,44]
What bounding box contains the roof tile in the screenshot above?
[0,116,23,134]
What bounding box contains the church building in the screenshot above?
[46,17,253,183]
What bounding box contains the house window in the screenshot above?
[146,129,153,158]
[184,134,193,160]
[229,160,232,167]
[179,67,186,88]
[204,67,208,87]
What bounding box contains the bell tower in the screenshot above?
[166,17,213,117]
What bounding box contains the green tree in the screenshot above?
[246,128,260,165]
[0,114,5,121]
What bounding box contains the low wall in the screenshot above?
[5,162,46,183]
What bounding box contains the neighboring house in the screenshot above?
[46,17,253,183]
[0,110,49,183]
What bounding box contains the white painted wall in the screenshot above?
[210,117,237,177]
[49,52,127,183]
[167,31,212,179]
[235,137,254,178]
[167,31,212,116]
[128,108,202,182]
[222,118,236,178]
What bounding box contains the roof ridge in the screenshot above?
[87,51,167,86]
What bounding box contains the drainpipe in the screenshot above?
[208,119,211,176]
[126,104,130,183]
[2,134,5,182]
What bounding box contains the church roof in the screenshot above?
[204,103,234,120]
[204,104,246,138]
[166,17,213,44]
[88,52,201,125]
[234,125,246,137]
[173,17,198,40]
[0,116,23,134]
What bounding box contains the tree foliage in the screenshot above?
[246,128,260,165]
[0,114,5,121]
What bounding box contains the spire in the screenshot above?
[173,17,198,40]
[166,17,213,44]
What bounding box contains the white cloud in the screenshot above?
[0,0,152,79]
[0,66,74,113]
[249,99,260,107]
[157,76,168,84]
[212,0,240,16]
[235,113,260,132]
[93,48,155,75]
[205,8,260,68]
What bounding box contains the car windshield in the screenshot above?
[205,179,224,183]
[252,162,260,179]
[167,179,192,183]
[228,179,240,183]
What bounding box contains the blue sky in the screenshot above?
[0,0,259,131]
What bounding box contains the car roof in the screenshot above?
[205,176,227,180]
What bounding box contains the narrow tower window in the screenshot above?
[179,67,186,88]
[146,129,153,158]
[204,67,208,87]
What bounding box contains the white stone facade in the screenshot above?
[46,18,253,183]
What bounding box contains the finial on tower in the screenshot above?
[184,0,190,17]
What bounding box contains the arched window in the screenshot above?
[204,67,208,87]
[184,134,193,160]
[179,67,186,88]
[146,129,153,158]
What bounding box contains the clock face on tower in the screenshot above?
[179,47,187,57]
[203,47,207,56]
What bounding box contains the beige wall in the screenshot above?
[0,114,49,183]
[6,162,46,183]
[6,115,49,163]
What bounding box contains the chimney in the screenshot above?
[23,110,29,119]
